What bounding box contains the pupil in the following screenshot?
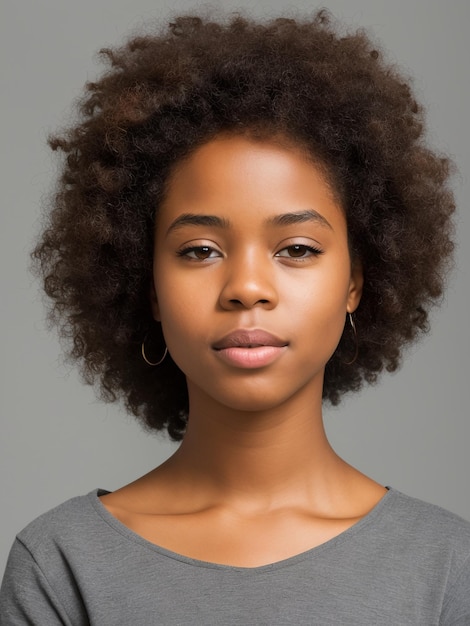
[197,247,210,258]
[291,245,304,257]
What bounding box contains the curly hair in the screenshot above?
[32,10,455,440]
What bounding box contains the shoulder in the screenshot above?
[377,489,470,582]
[326,489,470,622]
[17,490,104,550]
[384,489,470,543]
[14,489,124,572]
[0,490,111,624]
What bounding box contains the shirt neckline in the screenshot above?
[88,486,395,573]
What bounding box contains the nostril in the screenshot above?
[227,297,270,307]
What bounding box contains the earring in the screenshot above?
[343,312,359,366]
[141,333,168,366]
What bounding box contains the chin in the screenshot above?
[208,383,314,415]
[188,381,285,414]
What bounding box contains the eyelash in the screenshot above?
[176,244,324,261]
[275,244,324,259]
[176,246,219,261]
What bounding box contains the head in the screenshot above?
[150,133,363,420]
[33,11,455,440]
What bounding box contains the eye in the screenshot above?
[177,245,222,261]
[276,244,323,259]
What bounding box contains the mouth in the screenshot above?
[212,329,288,351]
[212,329,288,369]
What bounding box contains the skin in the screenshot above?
[101,134,387,567]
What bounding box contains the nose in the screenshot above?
[218,247,278,310]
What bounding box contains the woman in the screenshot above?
[1,11,468,624]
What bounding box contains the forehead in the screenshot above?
[165,134,335,200]
[156,135,348,241]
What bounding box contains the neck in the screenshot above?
[167,385,347,512]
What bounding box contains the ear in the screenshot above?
[149,279,161,321]
[346,258,364,314]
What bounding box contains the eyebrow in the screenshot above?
[267,209,332,230]
[165,209,332,236]
[166,213,231,236]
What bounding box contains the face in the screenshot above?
[151,135,362,415]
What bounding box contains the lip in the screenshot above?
[212,329,288,369]
[212,329,288,350]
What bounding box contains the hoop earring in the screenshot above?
[343,312,359,366]
[141,334,168,366]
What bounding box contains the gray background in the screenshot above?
[1,0,469,576]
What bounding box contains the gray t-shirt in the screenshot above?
[1,488,470,625]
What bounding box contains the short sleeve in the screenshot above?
[440,554,470,625]
[0,539,72,626]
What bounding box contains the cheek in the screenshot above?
[290,256,351,312]
[154,273,206,360]
[294,264,351,351]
